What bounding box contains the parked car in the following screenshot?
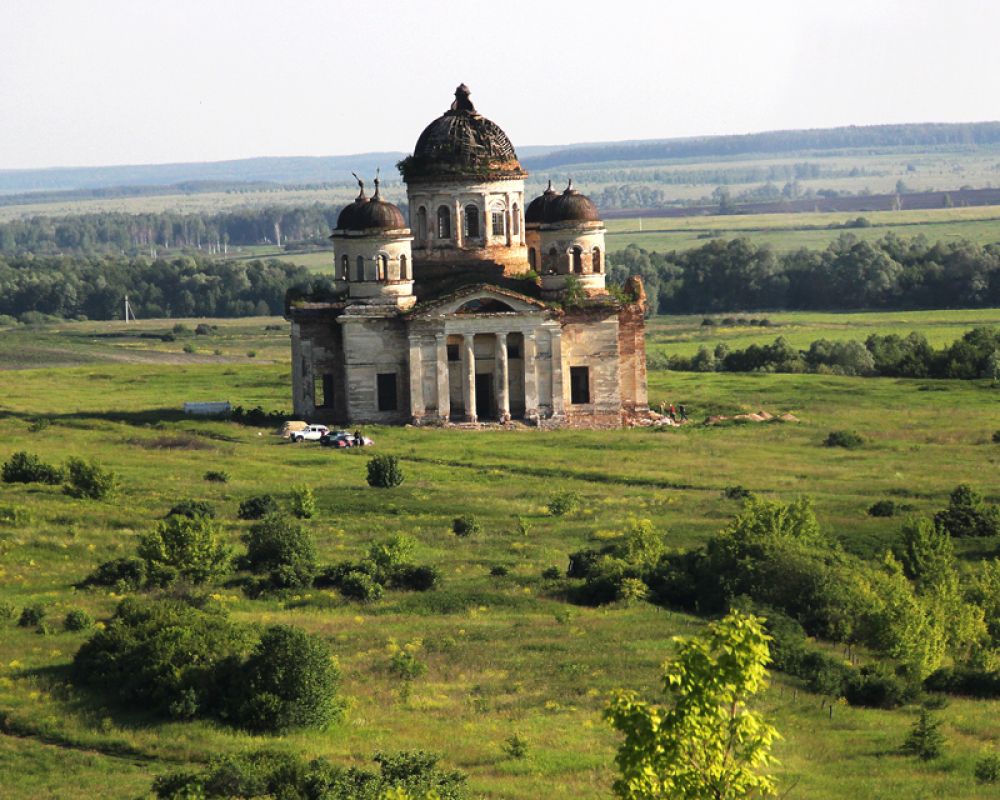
[320,430,374,448]
[290,424,329,443]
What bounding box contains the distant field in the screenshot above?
[1,312,999,798]
[606,204,1000,253]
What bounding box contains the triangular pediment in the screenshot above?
[407,283,550,318]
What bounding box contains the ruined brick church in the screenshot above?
[286,85,648,426]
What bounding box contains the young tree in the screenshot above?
[137,513,231,584]
[605,611,779,800]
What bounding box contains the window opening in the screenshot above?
[464,205,480,238]
[570,366,590,404]
[377,373,398,411]
[437,206,451,239]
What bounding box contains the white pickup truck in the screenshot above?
[290,424,329,443]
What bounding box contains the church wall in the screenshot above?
[617,304,649,414]
[291,318,347,423]
[339,316,411,424]
[559,312,623,422]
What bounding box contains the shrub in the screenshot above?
[868,499,898,517]
[490,565,510,577]
[137,514,231,584]
[845,665,916,709]
[84,557,147,591]
[172,323,189,334]
[902,709,945,760]
[824,430,865,449]
[0,504,30,525]
[194,323,213,335]
[238,494,279,520]
[367,455,404,488]
[993,430,1000,444]
[289,485,317,519]
[548,491,581,516]
[541,566,562,580]
[924,667,1000,698]
[975,753,1000,784]
[723,485,753,501]
[63,608,94,632]
[230,625,342,734]
[203,470,229,483]
[0,602,16,623]
[63,457,118,499]
[391,564,440,592]
[165,499,216,519]
[502,734,529,759]
[338,570,384,602]
[17,604,45,628]
[72,597,252,720]
[2,451,63,484]
[934,484,1000,538]
[242,513,317,589]
[182,343,197,354]
[452,515,481,537]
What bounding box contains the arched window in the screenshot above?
[528,247,536,270]
[356,255,365,282]
[464,205,480,238]
[512,204,520,236]
[416,207,427,241]
[341,254,349,279]
[377,253,388,280]
[571,246,583,273]
[592,247,601,273]
[400,254,408,280]
[548,247,559,274]
[491,203,505,238]
[436,206,451,239]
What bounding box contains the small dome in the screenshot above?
[399,85,526,182]
[544,180,600,224]
[525,180,558,225]
[336,177,406,233]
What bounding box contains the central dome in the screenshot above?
[398,85,527,183]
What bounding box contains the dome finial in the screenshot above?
[450,83,475,113]
[372,168,381,199]
[566,178,574,192]
[351,172,366,200]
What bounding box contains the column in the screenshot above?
[550,327,565,416]
[504,192,513,247]
[522,331,539,420]
[301,339,315,418]
[454,199,464,249]
[495,332,509,422]
[462,332,477,422]
[408,335,424,422]
[436,333,450,422]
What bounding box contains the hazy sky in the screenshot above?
[3,0,999,170]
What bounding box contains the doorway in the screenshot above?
[475,373,494,419]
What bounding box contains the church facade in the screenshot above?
[285,85,648,427]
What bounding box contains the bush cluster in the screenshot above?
[238,494,279,520]
[152,749,467,800]
[317,535,439,601]
[72,598,341,733]
[452,515,481,537]
[824,430,865,449]
[1,451,63,484]
[934,484,1000,538]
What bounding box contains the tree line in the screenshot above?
[608,233,1000,314]
[659,327,1000,381]
[0,254,334,321]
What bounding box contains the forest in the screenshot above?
[607,233,1000,314]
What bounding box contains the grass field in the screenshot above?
[0,312,999,799]
[605,204,1000,253]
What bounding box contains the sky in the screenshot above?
[2,0,1000,170]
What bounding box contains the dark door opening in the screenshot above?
[475,373,494,419]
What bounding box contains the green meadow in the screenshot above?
[0,312,999,799]
[604,205,1000,254]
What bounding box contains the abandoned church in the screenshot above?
[285,85,649,427]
